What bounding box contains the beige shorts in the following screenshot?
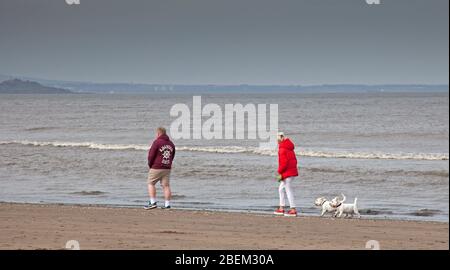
[147,169,171,186]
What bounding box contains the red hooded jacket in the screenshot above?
[148,134,176,169]
[278,138,298,180]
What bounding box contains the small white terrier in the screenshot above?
[314,197,338,217]
[330,194,361,218]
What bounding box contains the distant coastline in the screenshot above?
[0,74,448,94]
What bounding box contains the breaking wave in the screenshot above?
[1,140,448,161]
[0,140,149,151]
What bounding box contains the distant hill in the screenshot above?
[0,79,73,94]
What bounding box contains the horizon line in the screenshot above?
[1,73,449,87]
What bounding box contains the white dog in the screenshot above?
[314,197,338,217]
[330,194,361,218]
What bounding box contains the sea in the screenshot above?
[0,92,448,221]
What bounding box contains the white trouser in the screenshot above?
[278,177,296,208]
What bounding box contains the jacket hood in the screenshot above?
[279,138,295,150]
[158,134,170,141]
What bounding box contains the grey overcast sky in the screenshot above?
[0,0,448,85]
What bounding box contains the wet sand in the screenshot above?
[0,203,447,250]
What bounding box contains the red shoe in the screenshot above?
[284,208,297,217]
[273,208,285,216]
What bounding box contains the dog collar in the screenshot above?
[320,200,327,206]
[334,203,342,208]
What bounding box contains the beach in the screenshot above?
[0,203,447,250]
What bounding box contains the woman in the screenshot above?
[274,132,299,217]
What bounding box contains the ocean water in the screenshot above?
[0,92,448,221]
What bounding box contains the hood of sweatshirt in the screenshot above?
[279,138,295,150]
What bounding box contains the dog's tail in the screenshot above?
[354,197,358,205]
[341,193,346,203]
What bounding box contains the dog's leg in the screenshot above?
[354,204,361,218]
[320,209,326,217]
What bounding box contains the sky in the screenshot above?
[0,0,448,85]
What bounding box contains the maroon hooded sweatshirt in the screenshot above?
[148,134,176,169]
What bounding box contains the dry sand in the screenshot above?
[0,203,447,250]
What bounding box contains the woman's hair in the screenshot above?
[277,131,285,142]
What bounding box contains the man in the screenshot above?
[273,132,299,217]
[144,127,176,210]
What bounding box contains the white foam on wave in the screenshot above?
[1,140,448,161]
[0,140,148,151]
[177,146,449,160]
